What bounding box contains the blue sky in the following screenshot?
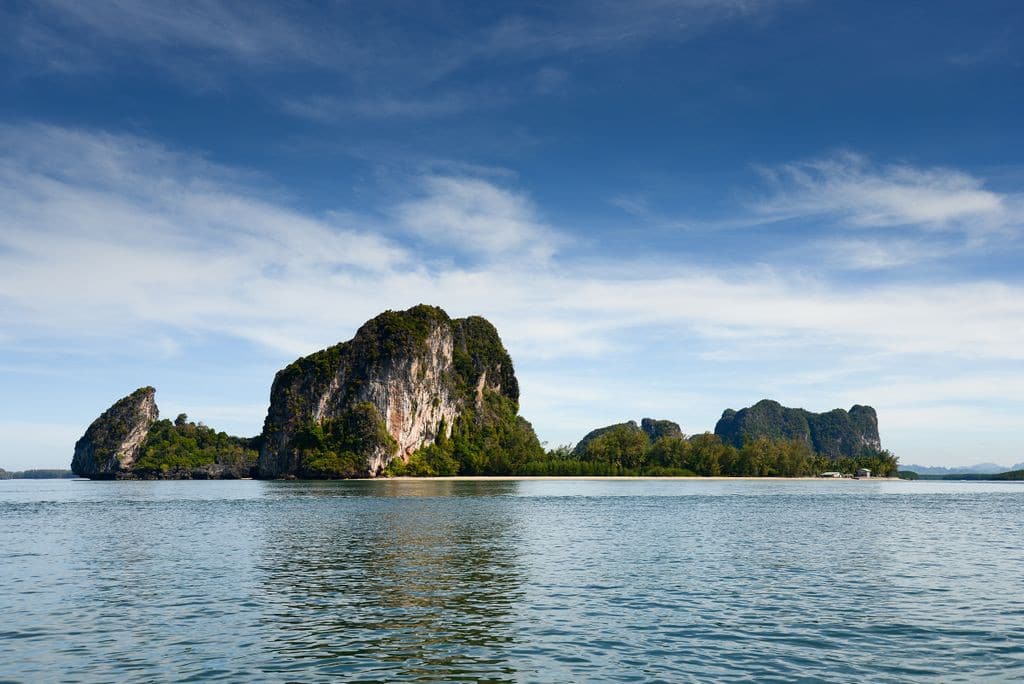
[1,0,1022,470]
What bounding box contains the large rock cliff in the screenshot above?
[258,304,532,478]
[714,399,881,457]
[71,386,159,478]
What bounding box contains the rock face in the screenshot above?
[573,418,683,456]
[641,418,684,442]
[258,304,526,478]
[71,387,159,478]
[714,399,881,457]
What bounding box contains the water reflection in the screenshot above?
[256,480,525,681]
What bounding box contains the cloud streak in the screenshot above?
[5,1,789,117]
[751,151,1018,236]
[2,125,1023,364]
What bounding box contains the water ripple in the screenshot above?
[1,479,1022,682]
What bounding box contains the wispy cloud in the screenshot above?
[751,151,1015,235]
[480,0,780,57]
[282,89,510,121]
[2,125,1022,364]
[11,0,344,69]
[4,1,789,114]
[393,176,561,261]
[947,29,1018,68]
[609,194,652,217]
[812,236,959,270]
[15,0,783,68]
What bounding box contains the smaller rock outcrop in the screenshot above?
[71,387,159,478]
[573,418,683,456]
[71,389,259,479]
[641,418,684,442]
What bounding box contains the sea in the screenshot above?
[1,478,1021,682]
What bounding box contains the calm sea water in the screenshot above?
[1,478,1022,682]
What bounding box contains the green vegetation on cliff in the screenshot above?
[262,304,531,478]
[133,414,258,477]
[293,403,397,478]
[387,393,544,477]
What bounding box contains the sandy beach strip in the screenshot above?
[381,475,898,482]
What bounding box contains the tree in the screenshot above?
[648,436,690,469]
[581,426,650,469]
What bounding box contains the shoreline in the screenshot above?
[43,475,905,483]
[382,475,901,482]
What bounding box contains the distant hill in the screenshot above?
[932,470,1024,481]
[0,468,76,479]
[902,463,1024,475]
[714,400,880,458]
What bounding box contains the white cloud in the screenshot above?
[15,0,342,69]
[752,151,1018,235]
[817,237,957,270]
[282,91,507,121]
[2,126,1023,366]
[393,176,560,261]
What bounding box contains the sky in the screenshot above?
[1,0,1022,470]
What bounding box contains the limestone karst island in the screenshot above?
[71,305,897,480]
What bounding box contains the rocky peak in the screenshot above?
[713,399,882,458]
[71,386,159,478]
[573,417,683,456]
[641,418,684,441]
[258,304,526,478]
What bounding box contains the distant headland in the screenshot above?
[0,468,75,480]
[70,304,898,480]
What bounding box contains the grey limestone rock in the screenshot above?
[71,386,159,478]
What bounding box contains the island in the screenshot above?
[70,304,898,480]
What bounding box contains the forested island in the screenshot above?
[0,468,76,479]
[71,304,898,480]
[898,470,1024,481]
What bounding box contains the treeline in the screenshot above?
[0,468,76,479]
[389,422,898,478]
[133,414,258,476]
[526,428,898,477]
